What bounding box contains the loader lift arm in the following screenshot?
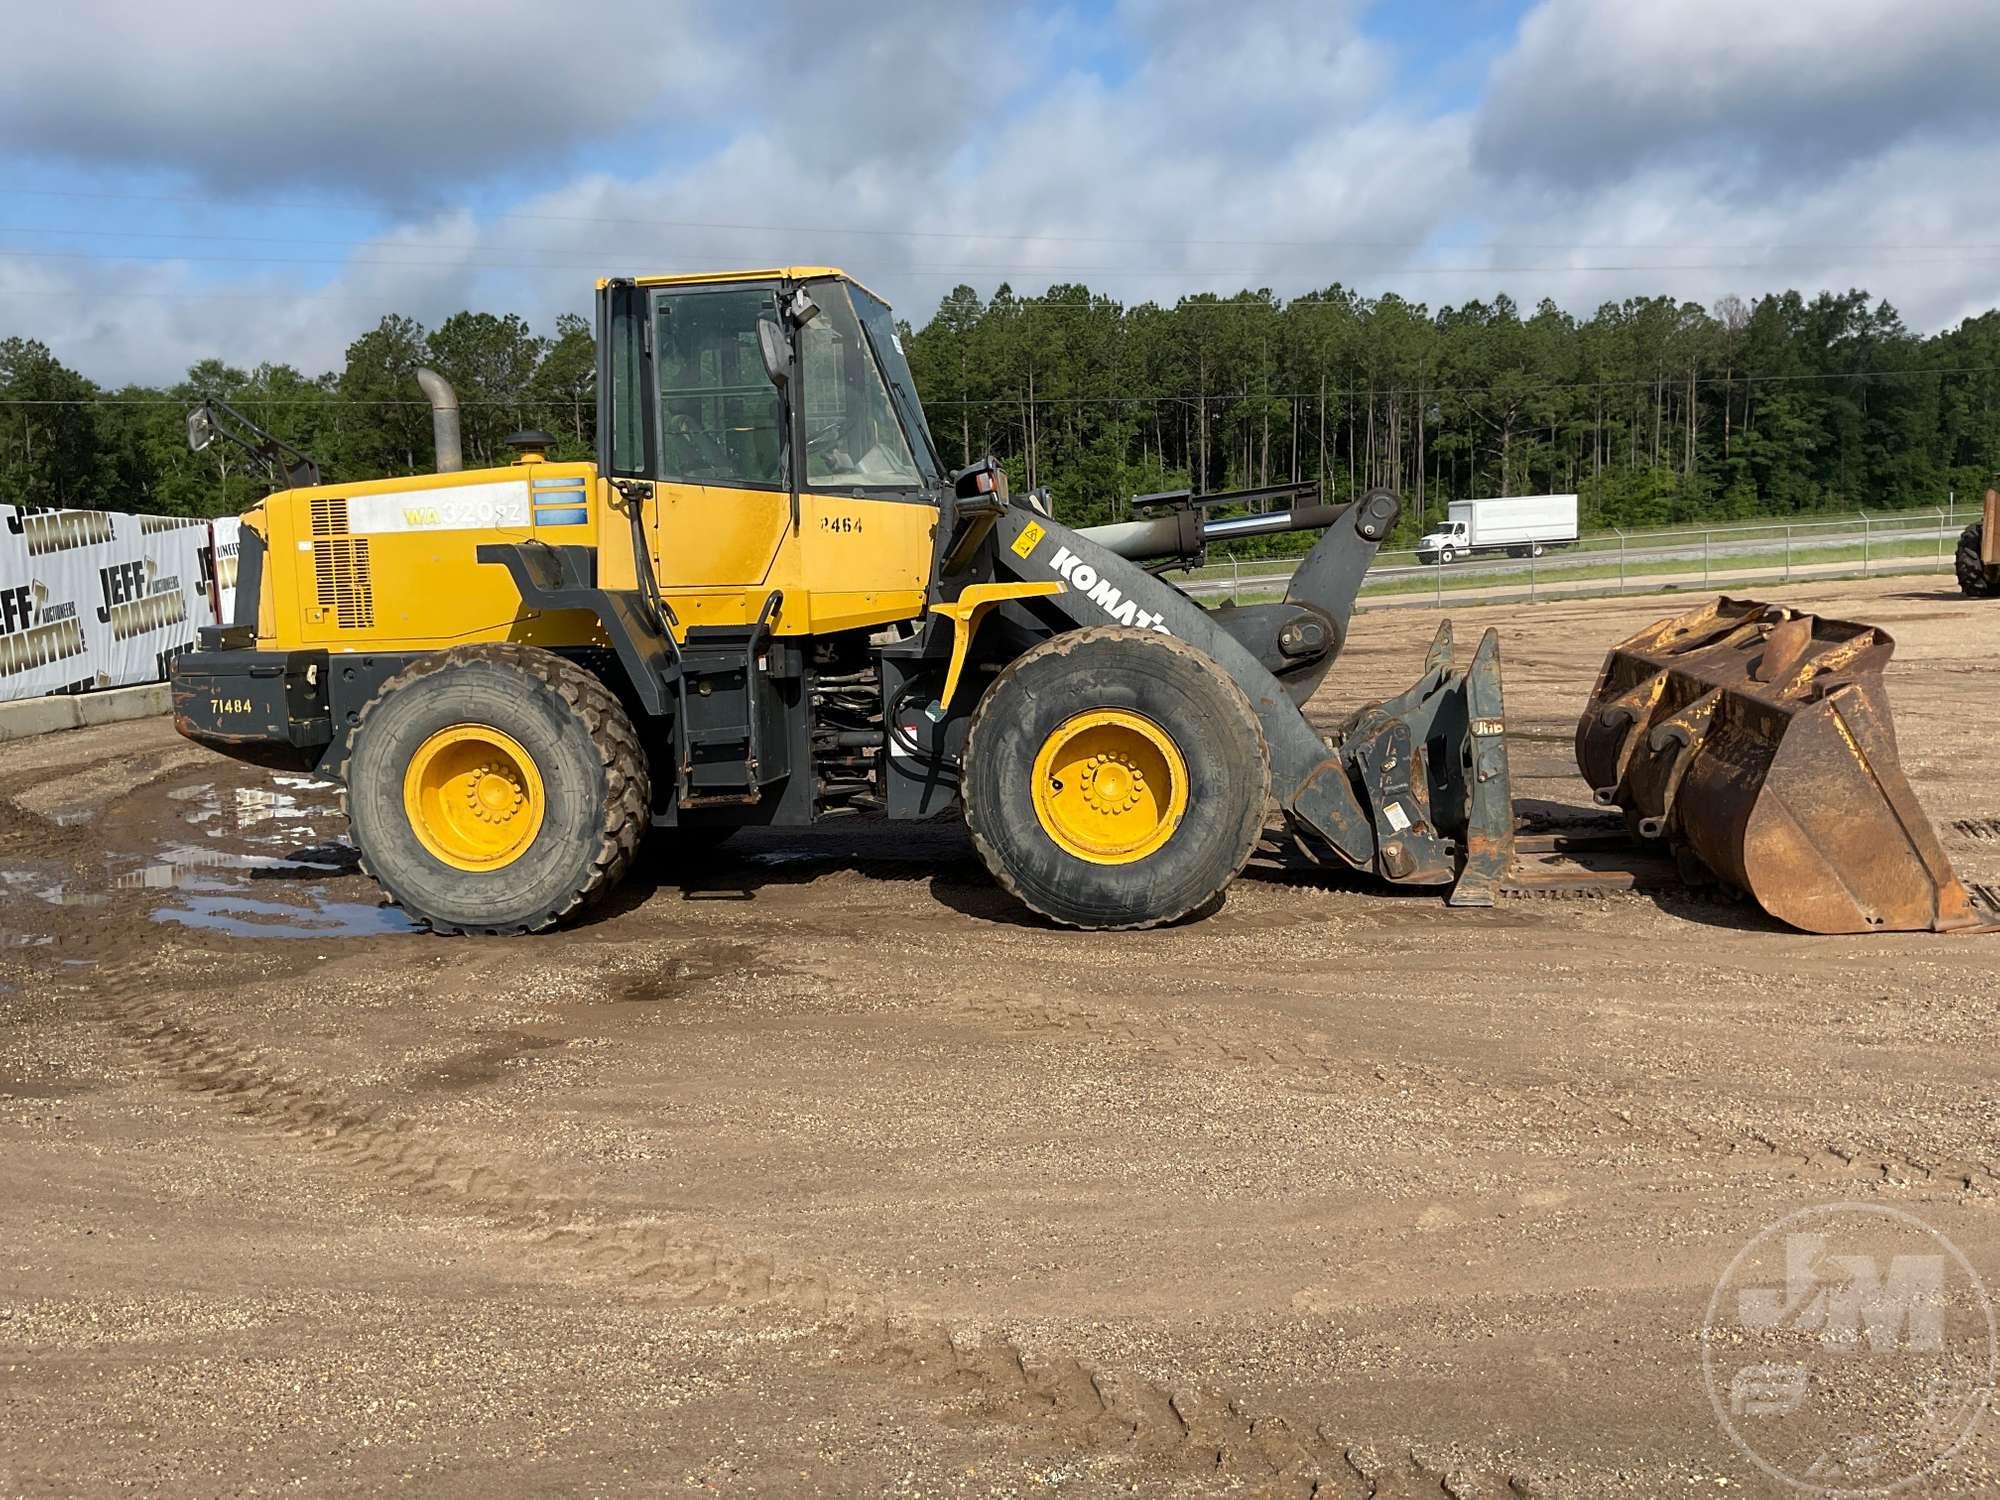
[987,488,1513,906]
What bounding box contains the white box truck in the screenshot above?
[1416,494,1578,564]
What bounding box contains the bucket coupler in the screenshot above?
[1577,596,1984,934]
[991,488,1515,906]
[1284,620,1514,906]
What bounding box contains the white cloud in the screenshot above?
[0,1,716,196]
[1476,0,2000,189]
[7,0,2000,388]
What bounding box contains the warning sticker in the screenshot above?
[1010,521,1045,559]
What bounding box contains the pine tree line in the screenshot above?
[4,282,1997,551]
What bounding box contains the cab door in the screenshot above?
[642,282,793,615]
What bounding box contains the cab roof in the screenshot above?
[599,267,847,290]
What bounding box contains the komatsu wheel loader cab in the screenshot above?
[171,266,1515,935]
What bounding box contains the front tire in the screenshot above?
[1956,522,2000,597]
[961,628,1270,929]
[1439,545,1457,565]
[346,644,649,934]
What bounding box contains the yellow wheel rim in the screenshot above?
[1030,709,1189,865]
[402,723,546,872]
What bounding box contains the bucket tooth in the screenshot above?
[1577,596,1983,934]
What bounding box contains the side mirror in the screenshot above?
[186,404,216,454]
[757,318,789,388]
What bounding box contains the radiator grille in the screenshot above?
[313,538,374,629]
[309,496,351,537]
[308,492,374,631]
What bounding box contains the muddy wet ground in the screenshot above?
[1,575,1996,1496]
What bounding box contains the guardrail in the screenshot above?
[1191,502,1973,610]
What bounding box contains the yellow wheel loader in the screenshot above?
[169,267,1509,933]
[167,267,1980,938]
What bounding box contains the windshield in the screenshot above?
[848,285,941,482]
[799,281,930,491]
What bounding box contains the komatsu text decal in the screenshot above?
[1047,545,1172,634]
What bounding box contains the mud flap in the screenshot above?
[1576,597,1984,934]
[1286,621,1515,906]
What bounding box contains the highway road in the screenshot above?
[1182,517,1959,598]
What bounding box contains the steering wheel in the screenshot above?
[806,418,844,452]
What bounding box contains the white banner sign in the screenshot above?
[0,504,225,703]
[211,515,242,626]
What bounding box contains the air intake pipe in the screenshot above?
[414,367,463,473]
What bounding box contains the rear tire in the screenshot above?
[961,627,1270,929]
[1956,522,2000,597]
[346,644,648,934]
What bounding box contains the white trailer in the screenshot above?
[1416,494,1579,564]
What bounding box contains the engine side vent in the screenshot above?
[309,496,351,537]
[313,537,375,629]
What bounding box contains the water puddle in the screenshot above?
[249,843,362,880]
[110,843,350,892]
[8,769,422,943]
[152,893,422,940]
[0,866,70,904]
[122,842,411,938]
[169,779,335,838]
[113,845,251,893]
[2,831,390,946]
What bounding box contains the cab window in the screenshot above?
[654,285,786,489]
[800,283,922,491]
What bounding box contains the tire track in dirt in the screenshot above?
[961,995,2000,1199]
[1686,1128,2000,1194]
[79,958,1534,1500]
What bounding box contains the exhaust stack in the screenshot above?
[414,368,462,473]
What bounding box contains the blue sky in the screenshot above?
[3,0,1997,384]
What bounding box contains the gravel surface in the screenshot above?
[1,574,1995,1497]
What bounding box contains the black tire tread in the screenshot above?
[345,643,648,935]
[962,626,1269,931]
[1956,522,2000,597]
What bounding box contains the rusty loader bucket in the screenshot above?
[1576,597,1983,934]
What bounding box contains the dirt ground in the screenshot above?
[2,574,1996,1497]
